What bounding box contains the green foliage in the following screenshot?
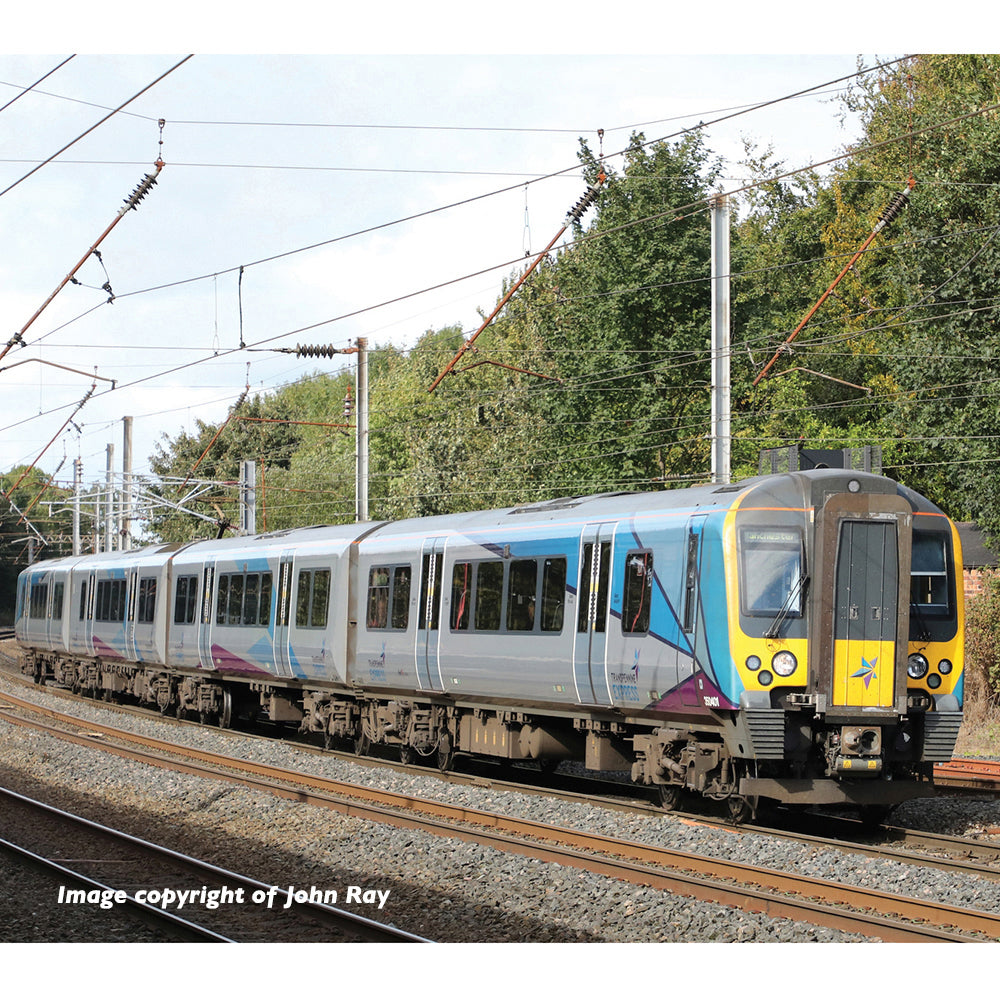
[0,466,74,623]
[964,571,1000,714]
[66,57,1000,551]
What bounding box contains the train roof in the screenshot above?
[18,469,948,575]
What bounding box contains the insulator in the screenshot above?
[566,184,601,223]
[876,189,911,230]
[295,343,339,359]
[123,172,159,211]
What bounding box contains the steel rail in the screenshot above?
[0,783,428,944]
[0,699,991,942]
[0,834,233,943]
[4,679,999,874]
[934,758,1000,793]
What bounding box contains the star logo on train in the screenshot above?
[852,656,878,689]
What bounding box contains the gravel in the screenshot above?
[2,661,1000,944]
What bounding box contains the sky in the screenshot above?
[2,0,965,540]
[0,49,884,479]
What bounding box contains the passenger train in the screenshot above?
[14,468,964,822]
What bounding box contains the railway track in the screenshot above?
[0,783,427,943]
[1,687,998,942]
[934,757,1000,794]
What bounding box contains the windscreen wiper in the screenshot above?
[764,574,809,639]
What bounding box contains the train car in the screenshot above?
[14,468,964,821]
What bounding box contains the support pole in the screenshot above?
[753,179,915,387]
[73,458,81,556]
[711,194,731,485]
[356,337,369,522]
[122,416,133,550]
[104,443,115,552]
[241,460,257,535]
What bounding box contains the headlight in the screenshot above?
[907,653,929,679]
[745,655,761,671]
[771,651,797,677]
[938,659,953,675]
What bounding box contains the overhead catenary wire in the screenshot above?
[1,159,165,365]
[0,55,191,201]
[7,54,1000,500]
[752,177,917,386]
[0,55,75,117]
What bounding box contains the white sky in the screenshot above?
[0,8,970,498]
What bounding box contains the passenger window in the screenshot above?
[366,565,409,631]
[451,562,472,631]
[174,575,198,625]
[391,566,411,630]
[95,580,126,623]
[507,559,538,632]
[29,582,49,619]
[297,569,331,628]
[243,574,260,626]
[622,551,653,634]
[474,562,503,631]
[366,567,390,628]
[52,582,64,620]
[540,558,566,632]
[137,577,156,624]
[309,570,328,628]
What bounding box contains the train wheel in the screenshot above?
[658,784,683,811]
[217,688,232,729]
[437,734,454,772]
[726,795,755,825]
[859,805,891,829]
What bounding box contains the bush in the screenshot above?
[963,570,1000,719]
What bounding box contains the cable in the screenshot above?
[0,55,75,116]
[0,55,192,200]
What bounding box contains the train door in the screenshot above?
[811,490,911,714]
[272,552,295,677]
[679,515,707,705]
[416,538,445,691]
[85,570,96,656]
[125,568,139,661]
[197,561,215,671]
[831,519,899,709]
[574,523,614,706]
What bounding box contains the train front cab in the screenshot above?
[733,473,963,813]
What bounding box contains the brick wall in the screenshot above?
[964,568,991,601]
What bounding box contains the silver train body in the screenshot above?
[14,469,965,818]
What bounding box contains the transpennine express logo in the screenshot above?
[852,656,878,689]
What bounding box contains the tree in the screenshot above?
[0,466,73,622]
